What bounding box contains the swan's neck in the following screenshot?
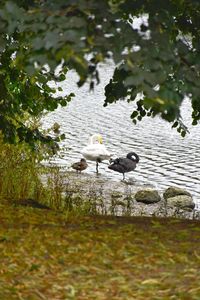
[127,152,139,163]
[89,136,96,144]
[89,134,101,145]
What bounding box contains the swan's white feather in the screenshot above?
[82,144,111,161]
[81,134,111,162]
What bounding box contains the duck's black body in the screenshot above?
[108,152,139,180]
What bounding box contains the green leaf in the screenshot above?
[172,121,178,128]
[181,130,186,137]
[131,111,138,119]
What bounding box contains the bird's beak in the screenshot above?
[98,136,103,144]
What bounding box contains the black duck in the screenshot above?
[108,152,139,180]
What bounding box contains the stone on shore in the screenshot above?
[166,195,195,210]
[135,189,161,204]
[163,186,191,200]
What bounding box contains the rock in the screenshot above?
[17,199,51,209]
[166,195,195,210]
[163,186,191,200]
[112,200,126,207]
[135,190,161,204]
[111,191,124,199]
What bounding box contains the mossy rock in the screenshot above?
[163,186,191,200]
[111,191,124,199]
[166,195,195,210]
[112,200,126,207]
[135,190,161,204]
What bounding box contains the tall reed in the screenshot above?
[0,137,44,203]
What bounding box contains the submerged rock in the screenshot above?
[163,186,191,200]
[135,190,161,204]
[166,195,195,210]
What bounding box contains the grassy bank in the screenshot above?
[0,203,200,299]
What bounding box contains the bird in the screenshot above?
[108,152,139,180]
[81,134,112,173]
[71,158,88,173]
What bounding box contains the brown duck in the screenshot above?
[71,158,88,173]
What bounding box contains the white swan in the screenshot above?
[81,134,112,173]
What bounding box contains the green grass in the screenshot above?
[0,204,200,299]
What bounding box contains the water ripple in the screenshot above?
[43,65,200,208]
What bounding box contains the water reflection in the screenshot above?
[43,63,200,208]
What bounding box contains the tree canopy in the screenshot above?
[0,0,200,146]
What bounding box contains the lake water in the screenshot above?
[43,63,200,208]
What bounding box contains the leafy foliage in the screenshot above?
[0,51,74,146]
[0,0,200,143]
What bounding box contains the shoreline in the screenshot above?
[41,170,200,220]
